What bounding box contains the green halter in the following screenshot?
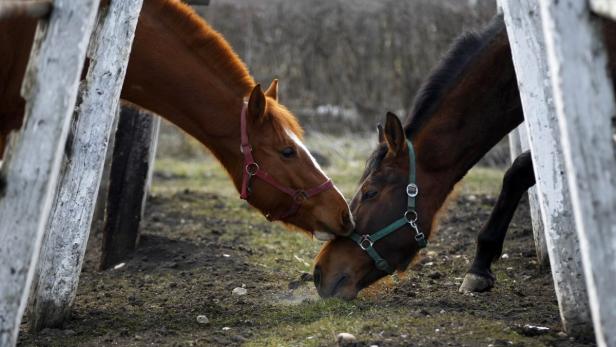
[349,139,427,274]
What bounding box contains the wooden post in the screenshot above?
[502,0,593,336]
[0,1,99,345]
[99,107,161,270]
[29,0,144,331]
[508,126,549,268]
[540,0,616,345]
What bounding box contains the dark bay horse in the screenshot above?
[313,15,616,299]
[0,0,354,239]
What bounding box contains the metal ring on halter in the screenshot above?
[359,235,374,250]
[246,162,259,175]
[404,210,418,223]
[415,232,425,241]
[406,183,418,197]
[293,191,307,203]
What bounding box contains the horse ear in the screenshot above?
[377,123,384,143]
[384,112,407,156]
[264,79,278,101]
[248,84,266,119]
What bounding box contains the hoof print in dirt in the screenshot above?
[459,273,494,293]
[336,332,357,346]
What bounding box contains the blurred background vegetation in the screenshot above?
[158,0,508,168]
[195,0,496,132]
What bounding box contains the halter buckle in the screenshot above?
[246,162,259,176]
[406,183,418,197]
[359,234,374,250]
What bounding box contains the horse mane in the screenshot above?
[156,0,302,137]
[405,15,506,138]
[360,16,505,181]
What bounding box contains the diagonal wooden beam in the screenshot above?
[0,1,99,345]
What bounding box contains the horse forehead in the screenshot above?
[284,128,327,177]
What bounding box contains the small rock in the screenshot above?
[557,331,568,338]
[336,332,357,346]
[232,287,247,296]
[520,324,550,336]
[222,327,231,331]
[501,253,510,259]
[196,315,209,325]
[113,262,125,270]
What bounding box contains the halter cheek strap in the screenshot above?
[238,102,334,221]
[349,139,427,274]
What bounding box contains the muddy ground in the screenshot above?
[17,133,595,347]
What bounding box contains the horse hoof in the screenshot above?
[459,273,494,293]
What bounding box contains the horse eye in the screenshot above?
[362,190,378,200]
[281,147,296,158]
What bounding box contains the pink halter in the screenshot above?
[239,102,334,221]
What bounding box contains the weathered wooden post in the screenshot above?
[508,126,549,268]
[502,0,593,337]
[99,108,161,270]
[29,0,144,330]
[0,1,99,345]
[539,0,616,345]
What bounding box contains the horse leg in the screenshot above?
[459,150,535,293]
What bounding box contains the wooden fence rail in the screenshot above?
[29,0,145,331]
[0,1,100,345]
[501,0,593,337]
[539,0,616,345]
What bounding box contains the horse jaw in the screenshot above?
[314,231,336,241]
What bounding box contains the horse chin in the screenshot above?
[314,230,336,241]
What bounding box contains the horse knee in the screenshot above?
[503,151,535,191]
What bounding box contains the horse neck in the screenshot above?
[121,0,254,181]
[412,29,524,234]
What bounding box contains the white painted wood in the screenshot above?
[590,0,616,21]
[0,1,99,345]
[539,0,616,345]
[502,0,593,336]
[29,0,144,331]
[508,126,549,268]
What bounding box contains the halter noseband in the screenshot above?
[239,102,334,221]
[349,139,427,274]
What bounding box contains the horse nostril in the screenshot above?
[313,266,322,288]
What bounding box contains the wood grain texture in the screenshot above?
[540,0,616,345]
[99,107,160,270]
[0,1,99,345]
[503,0,593,336]
[29,0,145,331]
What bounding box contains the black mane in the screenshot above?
[361,16,506,181]
[405,15,506,139]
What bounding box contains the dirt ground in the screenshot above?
[17,133,596,347]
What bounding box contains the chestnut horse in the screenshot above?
[314,15,616,299]
[0,0,354,239]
